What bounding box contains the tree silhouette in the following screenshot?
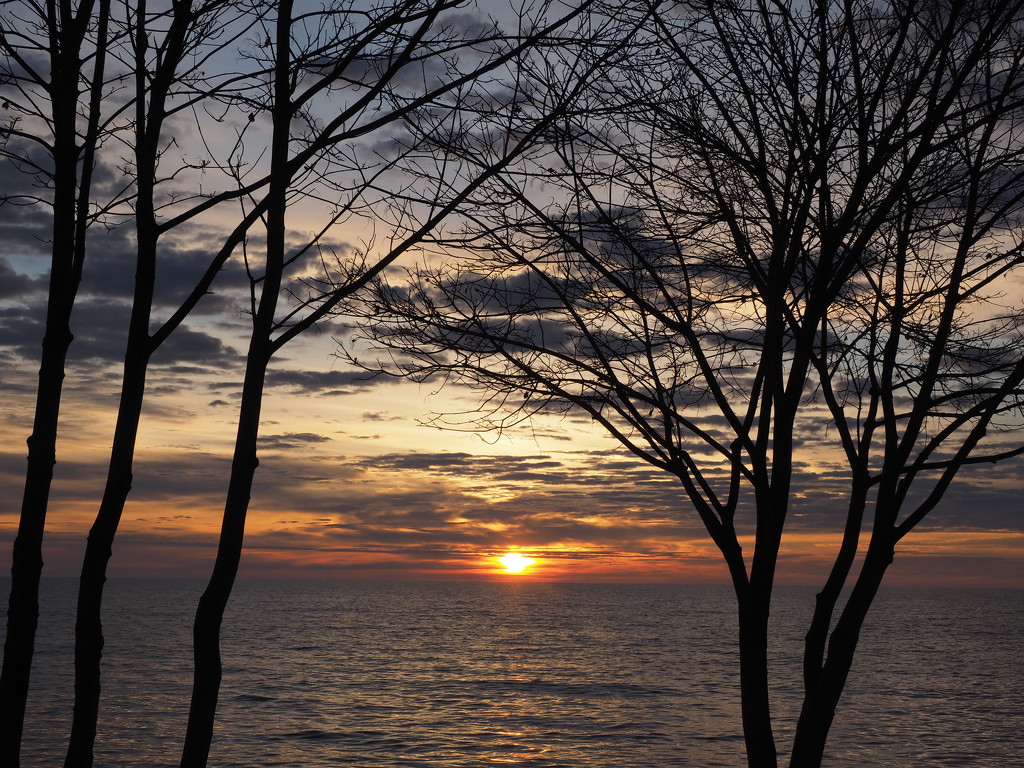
[352,1,1024,766]
[1,5,273,761]
[3,0,610,764]
[65,2,270,765]
[0,0,120,758]
[177,1,614,764]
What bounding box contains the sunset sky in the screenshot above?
[2,207,1022,588]
[1,1,1022,592]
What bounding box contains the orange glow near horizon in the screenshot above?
[496,551,537,574]
[5,491,1021,586]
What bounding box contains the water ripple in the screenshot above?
[11,580,1023,767]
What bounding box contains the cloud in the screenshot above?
[3,418,1021,585]
[0,257,44,299]
[259,432,333,450]
[2,335,1021,587]
[264,368,390,395]
[150,325,243,368]
[0,304,47,362]
[360,411,401,422]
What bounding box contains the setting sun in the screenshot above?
[497,551,537,574]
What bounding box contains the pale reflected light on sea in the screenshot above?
[11,579,1023,766]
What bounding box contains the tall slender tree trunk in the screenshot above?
[64,3,198,762]
[179,349,271,768]
[65,308,153,768]
[180,6,291,764]
[0,2,97,756]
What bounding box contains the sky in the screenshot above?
[1,1,1022,590]
[2,209,1022,588]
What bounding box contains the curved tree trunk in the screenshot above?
[179,352,269,767]
[180,5,291,762]
[64,345,151,768]
[788,544,893,768]
[64,3,204,762]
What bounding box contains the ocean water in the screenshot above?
[9,579,1023,766]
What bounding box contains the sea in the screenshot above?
[7,579,1023,767]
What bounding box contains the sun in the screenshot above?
[497,551,537,574]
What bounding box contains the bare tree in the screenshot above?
[351,2,1024,767]
[175,1,622,764]
[0,0,122,759]
[64,2,269,765]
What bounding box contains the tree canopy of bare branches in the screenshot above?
[2,0,611,766]
[353,1,1024,766]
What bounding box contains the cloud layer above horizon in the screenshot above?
[2,247,1022,589]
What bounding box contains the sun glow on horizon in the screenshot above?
[496,551,537,574]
